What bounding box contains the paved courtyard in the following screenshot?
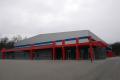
[0,57,120,80]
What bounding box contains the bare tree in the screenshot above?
[0,35,23,50]
[12,35,22,43]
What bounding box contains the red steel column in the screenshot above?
[89,43,94,62]
[88,36,95,63]
[62,40,66,60]
[52,41,56,60]
[1,48,6,59]
[29,45,35,60]
[76,37,80,60]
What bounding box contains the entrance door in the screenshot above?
[81,47,89,60]
[66,47,75,60]
[66,49,72,60]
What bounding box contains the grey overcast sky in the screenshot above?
[0,0,120,43]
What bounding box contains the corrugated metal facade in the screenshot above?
[15,30,104,47]
[0,30,110,60]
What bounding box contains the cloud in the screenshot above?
[0,0,120,43]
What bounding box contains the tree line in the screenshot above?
[111,42,120,56]
[0,35,22,50]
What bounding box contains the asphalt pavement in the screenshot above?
[0,57,120,80]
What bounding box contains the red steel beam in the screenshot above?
[4,41,93,53]
[4,41,105,53]
[2,39,109,61]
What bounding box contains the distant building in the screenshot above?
[0,30,113,61]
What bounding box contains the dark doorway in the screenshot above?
[81,46,89,60]
[65,47,76,60]
[94,47,106,59]
[56,48,62,60]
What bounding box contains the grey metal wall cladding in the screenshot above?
[94,47,106,59]
[14,52,30,59]
[15,30,104,46]
[35,50,52,60]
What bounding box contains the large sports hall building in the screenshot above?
[0,30,113,61]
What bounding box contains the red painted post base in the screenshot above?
[76,37,80,60]
[89,43,94,63]
[76,46,80,60]
[62,40,66,60]
[1,48,6,59]
[30,50,34,60]
[52,47,56,60]
[107,51,113,57]
[52,41,56,60]
[29,46,35,60]
[62,46,66,60]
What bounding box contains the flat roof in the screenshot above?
[15,30,104,47]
